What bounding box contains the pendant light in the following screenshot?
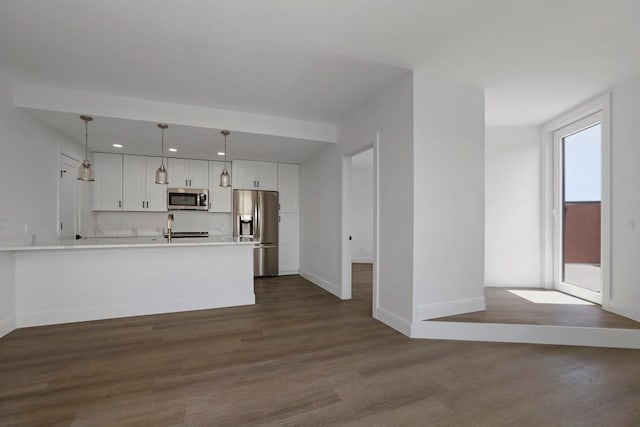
[219,130,231,187]
[155,124,169,184]
[78,115,95,181]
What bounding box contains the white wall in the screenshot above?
[0,68,87,337]
[609,75,640,321]
[0,252,15,337]
[91,211,231,237]
[299,145,343,296]
[412,69,486,320]
[350,149,373,263]
[485,126,542,287]
[0,69,89,243]
[338,72,415,326]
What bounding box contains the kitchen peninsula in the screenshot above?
[0,236,255,329]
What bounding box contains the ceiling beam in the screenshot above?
[13,83,337,143]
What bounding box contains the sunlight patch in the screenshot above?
[508,290,594,305]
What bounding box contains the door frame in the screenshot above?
[542,93,611,307]
[552,112,603,303]
[340,134,380,314]
[57,151,81,239]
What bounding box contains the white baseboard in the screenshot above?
[352,257,373,264]
[0,315,15,339]
[410,321,640,349]
[606,302,640,323]
[299,269,343,299]
[484,283,542,288]
[16,292,255,328]
[374,306,411,336]
[278,270,299,276]
[416,297,486,320]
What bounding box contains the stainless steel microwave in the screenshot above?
[167,188,208,211]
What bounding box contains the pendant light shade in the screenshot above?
[219,130,231,187]
[155,124,169,185]
[78,115,95,181]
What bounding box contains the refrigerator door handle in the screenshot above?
[254,191,260,241]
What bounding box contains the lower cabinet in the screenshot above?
[278,212,300,275]
[123,156,167,211]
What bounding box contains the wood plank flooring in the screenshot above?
[1,264,639,426]
[433,287,640,329]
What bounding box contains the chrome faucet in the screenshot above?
[167,213,174,242]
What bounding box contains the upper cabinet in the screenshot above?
[232,160,278,191]
[167,158,209,189]
[277,163,299,212]
[92,153,123,211]
[208,161,232,212]
[123,156,167,212]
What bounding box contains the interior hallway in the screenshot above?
[0,265,639,425]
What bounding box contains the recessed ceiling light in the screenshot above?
[168,148,178,152]
[112,143,123,148]
[217,151,225,156]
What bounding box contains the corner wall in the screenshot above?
[412,69,485,320]
[299,145,343,297]
[609,75,640,321]
[0,69,87,243]
[0,252,15,338]
[338,72,415,329]
[0,68,85,338]
[485,126,542,287]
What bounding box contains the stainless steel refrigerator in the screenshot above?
[233,189,279,277]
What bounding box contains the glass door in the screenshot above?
[553,113,603,304]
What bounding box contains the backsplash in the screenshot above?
[90,211,232,237]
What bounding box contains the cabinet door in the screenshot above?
[145,157,168,211]
[123,155,146,211]
[188,160,209,189]
[277,163,299,212]
[167,158,189,188]
[208,161,232,212]
[92,153,123,211]
[256,161,278,191]
[232,160,257,190]
[278,212,300,274]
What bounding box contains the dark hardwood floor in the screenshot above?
[1,264,639,426]
[434,287,640,329]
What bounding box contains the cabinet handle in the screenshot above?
[118,200,122,208]
[146,201,149,208]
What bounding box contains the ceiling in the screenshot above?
[1,0,639,131]
[27,110,332,164]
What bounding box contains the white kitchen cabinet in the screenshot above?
[277,163,300,275]
[278,213,300,275]
[123,156,167,211]
[167,158,209,189]
[232,160,278,190]
[92,153,123,211]
[208,161,232,212]
[277,163,299,212]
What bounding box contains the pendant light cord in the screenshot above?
[224,133,227,164]
[84,119,89,161]
[161,127,165,166]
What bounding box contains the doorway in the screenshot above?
[58,153,80,239]
[341,135,379,315]
[553,112,604,304]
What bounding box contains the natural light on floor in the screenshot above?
[508,290,595,305]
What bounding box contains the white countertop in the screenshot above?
[0,235,256,252]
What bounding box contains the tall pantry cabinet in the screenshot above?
[277,163,300,275]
